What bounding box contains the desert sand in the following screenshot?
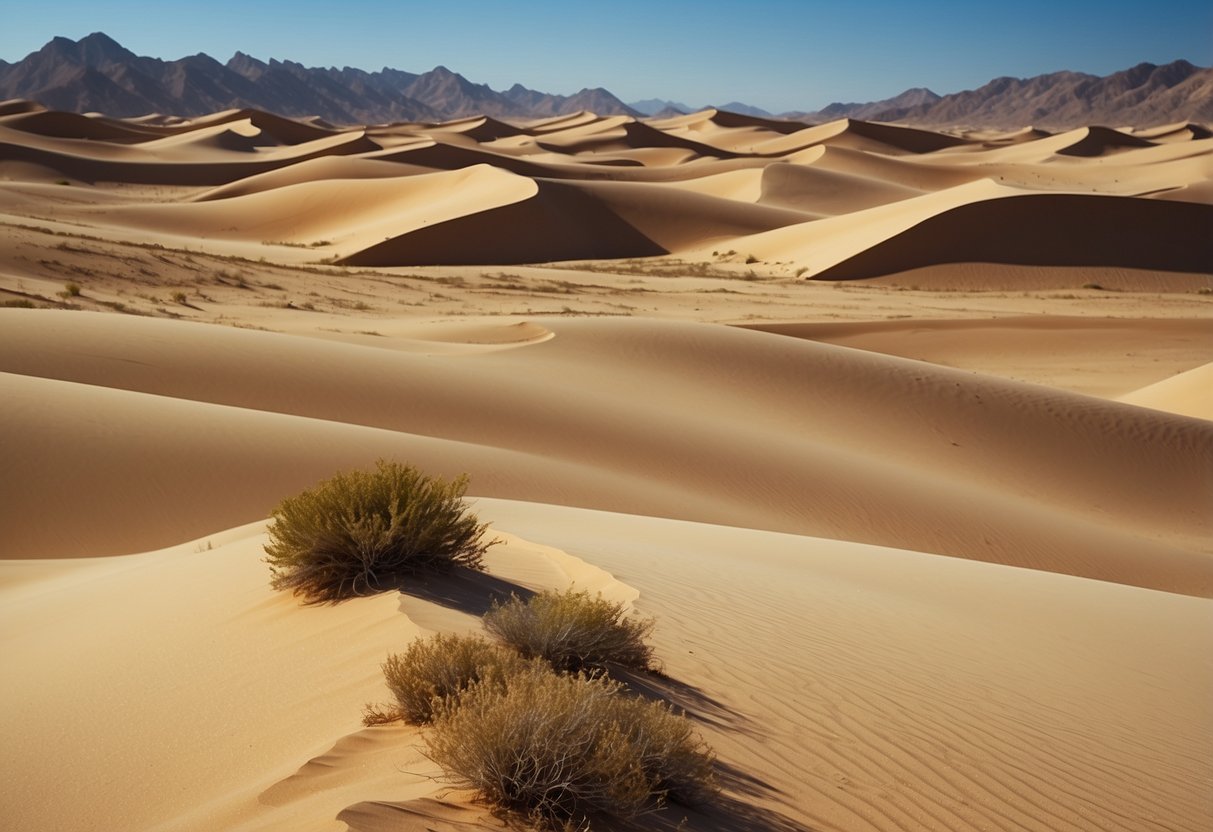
[1,101,1211,832]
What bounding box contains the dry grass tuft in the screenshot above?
[375,633,534,725]
[427,667,716,826]
[263,460,491,604]
[483,589,655,674]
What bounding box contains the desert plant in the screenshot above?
[263,460,491,603]
[610,694,719,806]
[427,666,715,825]
[483,589,655,674]
[60,282,82,298]
[373,633,533,725]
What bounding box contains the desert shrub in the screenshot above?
[263,460,491,603]
[374,633,533,725]
[60,282,82,298]
[427,667,715,825]
[611,695,719,806]
[483,589,655,673]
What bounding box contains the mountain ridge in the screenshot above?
[0,32,640,123]
[798,61,1213,128]
[1,33,1209,128]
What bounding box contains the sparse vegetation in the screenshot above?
[483,589,655,674]
[263,460,492,604]
[2,299,38,308]
[426,666,716,826]
[61,282,82,298]
[371,633,534,725]
[171,290,188,304]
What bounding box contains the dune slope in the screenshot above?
[2,311,1210,596]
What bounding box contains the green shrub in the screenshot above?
[483,589,655,673]
[427,667,715,825]
[373,633,533,725]
[263,460,491,603]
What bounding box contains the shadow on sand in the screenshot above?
[343,571,814,831]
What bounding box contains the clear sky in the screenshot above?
[3,1,1210,113]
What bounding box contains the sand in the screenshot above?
[1,101,1210,832]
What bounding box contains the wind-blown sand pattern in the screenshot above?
[1,100,1211,832]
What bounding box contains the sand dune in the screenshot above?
[475,501,1213,832]
[1119,362,1213,420]
[95,165,539,250]
[806,193,1213,279]
[337,177,811,265]
[758,160,924,214]
[1,103,1210,832]
[744,317,1213,397]
[5,104,1204,280]
[3,310,1209,596]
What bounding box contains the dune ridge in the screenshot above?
[2,103,1210,282]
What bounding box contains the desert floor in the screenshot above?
[1,101,1211,831]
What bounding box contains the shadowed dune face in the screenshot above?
[810,194,1213,279]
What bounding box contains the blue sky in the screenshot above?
[3,1,1210,112]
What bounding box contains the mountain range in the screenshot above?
[1,32,1210,128]
[793,63,1213,128]
[0,33,639,124]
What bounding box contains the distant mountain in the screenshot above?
[794,64,1213,128]
[715,101,773,118]
[0,32,639,123]
[1,34,1209,128]
[629,98,693,116]
[791,88,942,122]
[631,98,772,118]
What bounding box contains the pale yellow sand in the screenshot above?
[0,102,1210,832]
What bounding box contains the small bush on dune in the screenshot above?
[427,667,716,826]
[263,460,491,604]
[483,589,655,674]
[611,694,719,807]
[374,633,533,725]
